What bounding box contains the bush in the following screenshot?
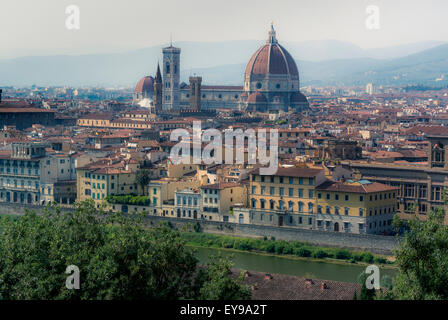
[361,252,374,263]
[295,248,312,257]
[264,242,275,253]
[312,249,329,259]
[274,242,285,254]
[373,256,387,264]
[334,249,352,260]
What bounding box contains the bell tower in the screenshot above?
[162,43,181,110]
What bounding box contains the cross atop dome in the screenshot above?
[267,22,277,44]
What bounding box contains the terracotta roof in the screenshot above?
[135,76,154,94]
[316,180,398,193]
[245,43,299,77]
[234,270,361,300]
[201,182,242,190]
[247,91,267,104]
[251,167,323,177]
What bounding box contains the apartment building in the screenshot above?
[0,142,77,205]
[201,182,247,222]
[315,180,398,234]
[76,159,140,207]
[342,134,448,225]
[248,167,326,227]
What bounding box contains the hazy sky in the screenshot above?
[1,0,447,58]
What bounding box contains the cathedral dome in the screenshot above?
[245,25,299,80]
[291,91,308,104]
[135,76,154,94]
[247,91,267,104]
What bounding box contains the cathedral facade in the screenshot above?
[134,24,309,113]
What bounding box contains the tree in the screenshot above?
[358,272,376,300]
[391,207,448,300]
[0,200,251,300]
[197,254,251,300]
[135,169,151,195]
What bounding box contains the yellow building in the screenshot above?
[315,180,398,234]
[76,159,140,207]
[201,182,247,222]
[248,167,326,227]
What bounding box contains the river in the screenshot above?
[192,246,397,284]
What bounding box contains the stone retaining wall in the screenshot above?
[0,203,398,254]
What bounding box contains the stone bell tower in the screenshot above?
[162,43,181,110]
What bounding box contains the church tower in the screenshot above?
[153,63,163,114]
[189,76,202,111]
[162,44,181,110]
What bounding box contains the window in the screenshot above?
[298,202,303,213]
[359,208,364,217]
[289,177,293,184]
[318,193,322,199]
[308,203,313,213]
[278,200,284,210]
[261,186,265,195]
[326,206,331,214]
[335,207,339,215]
[299,178,303,185]
[288,201,294,211]
[359,196,364,202]
[298,189,303,198]
[279,177,284,184]
[344,207,349,216]
[279,188,284,196]
[309,178,314,185]
[308,190,314,198]
[288,188,293,197]
[270,187,275,195]
[326,193,330,200]
[345,195,349,201]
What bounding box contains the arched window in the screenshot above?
[270,200,275,210]
[298,202,304,213]
[251,198,256,208]
[308,203,313,213]
[326,206,331,214]
[288,201,294,211]
[279,200,284,210]
[260,199,266,209]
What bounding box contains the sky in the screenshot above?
[0,0,447,58]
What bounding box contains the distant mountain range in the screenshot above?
[0,40,447,87]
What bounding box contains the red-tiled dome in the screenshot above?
[291,91,308,104]
[245,26,298,79]
[135,76,154,94]
[247,91,267,104]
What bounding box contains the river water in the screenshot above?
[192,246,397,284]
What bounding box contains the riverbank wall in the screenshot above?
[0,203,398,255]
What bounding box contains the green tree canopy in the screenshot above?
[0,200,250,300]
[392,207,448,300]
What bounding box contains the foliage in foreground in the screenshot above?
[0,200,250,300]
[391,208,448,300]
